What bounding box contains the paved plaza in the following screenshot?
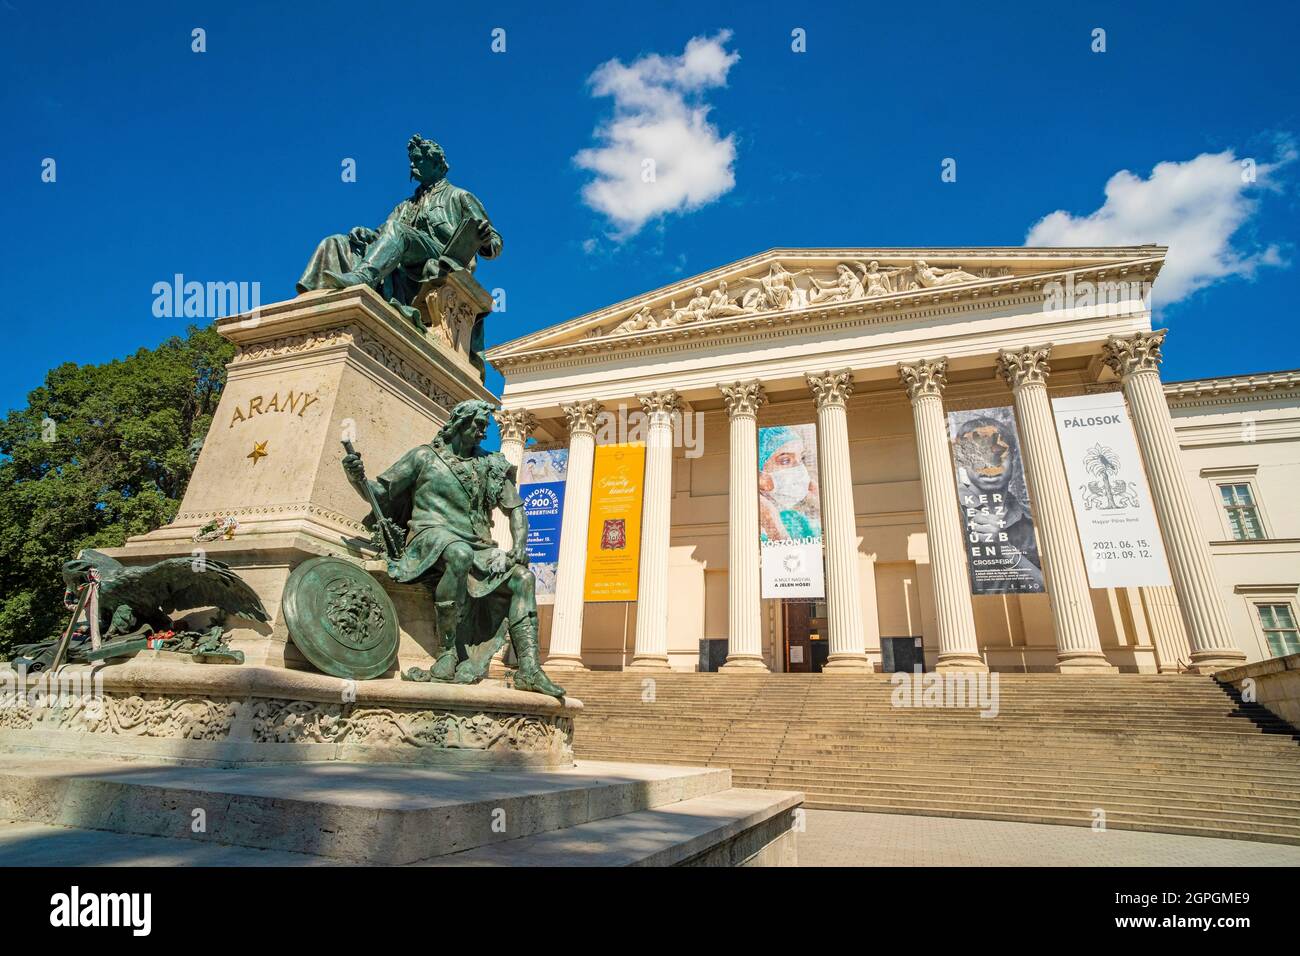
[5,810,1300,866]
[799,810,1300,866]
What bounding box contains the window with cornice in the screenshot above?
[1256,603,1300,658]
[1218,483,1265,540]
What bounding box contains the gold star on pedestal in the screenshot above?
[247,440,268,464]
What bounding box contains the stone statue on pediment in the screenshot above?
[612,305,657,334]
[863,260,908,297]
[809,263,867,304]
[913,259,983,288]
[706,280,752,318]
[683,287,713,323]
[737,262,813,312]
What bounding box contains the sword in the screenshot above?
[341,440,406,560]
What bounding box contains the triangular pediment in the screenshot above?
[487,246,1166,366]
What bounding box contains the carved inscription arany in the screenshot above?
[229,389,321,428]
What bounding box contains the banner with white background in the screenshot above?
[1052,392,1171,588]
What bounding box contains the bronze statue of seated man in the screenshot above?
[342,400,564,698]
[297,134,502,375]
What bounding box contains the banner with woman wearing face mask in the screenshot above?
[758,424,825,598]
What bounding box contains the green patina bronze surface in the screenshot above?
[282,556,399,681]
[4,549,266,671]
[341,400,565,698]
[59,550,268,639]
[297,134,502,379]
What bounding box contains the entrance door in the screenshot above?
[783,601,829,673]
[881,636,925,673]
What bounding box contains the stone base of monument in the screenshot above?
[98,284,498,671]
[0,660,577,770]
[0,661,800,865]
[0,757,799,866]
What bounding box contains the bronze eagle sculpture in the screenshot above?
[61,549,269,637]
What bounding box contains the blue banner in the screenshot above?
[519,449,569,603]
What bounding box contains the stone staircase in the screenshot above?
[557,671,1300,845]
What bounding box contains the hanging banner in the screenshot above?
[758,423,825,599]
[1052,392,1171,588]
[518,449,568,605]
[948,406,1046,595]
[584,443,646,602]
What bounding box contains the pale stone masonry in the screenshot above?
[629,390,679,671]
[720,381,767,669]
[485,247,1300,674]
[1103,331,1248,674]
[808,370,871,670]
[545,400,602,670]
[898,358,985,672]
[998,345,1112,672]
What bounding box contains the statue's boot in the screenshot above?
[509,613,565,698]
[323,227,409,290]
[402,600,461,683]
[322,263,382,291]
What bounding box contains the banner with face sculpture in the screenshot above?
[947,406,1046,595]
[758,423,825,599]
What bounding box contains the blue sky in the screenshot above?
[3,0,1298,423]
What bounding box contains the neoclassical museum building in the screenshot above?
[485,247,1300,676]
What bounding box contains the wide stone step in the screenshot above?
[558,672,1300,844]
[437,787,801,867]
[0,756,751,865]
[790,798,1300,846]
[744,776,1300,818]
[721,762,1300,798]
[579,745,1300,778]
[578,735,1300,766]
[779,787,1300,832]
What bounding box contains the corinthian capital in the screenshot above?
[1102,329,1166,381]
[562,399,605,436]
[719,380,767,419]
[637,389,681,424]
[997,344,1052,391]
[494,408,538,445]
[806,369,854,408]
[898,357,948,401]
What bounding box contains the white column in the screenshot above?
[807,370,871,671]
[998,346,1115,673]
[629,390,679,671]
[1141,585,1193,673]
[719,381,768,670]
[899,358,987,672]
[491,409,536,548]
[545,399,603,670]
[1103,330,1245,673]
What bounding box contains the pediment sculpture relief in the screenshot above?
[582,258,1013,340]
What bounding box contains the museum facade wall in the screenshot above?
[486,247,1298,674]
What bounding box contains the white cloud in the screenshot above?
[1025,142,1294,306]
[574,31,739,240]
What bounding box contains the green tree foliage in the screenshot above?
[0,325,233,655]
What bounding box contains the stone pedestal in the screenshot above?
[104,285,495,671]
[0,659,579,769]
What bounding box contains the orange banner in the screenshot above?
[584,442,646,602]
